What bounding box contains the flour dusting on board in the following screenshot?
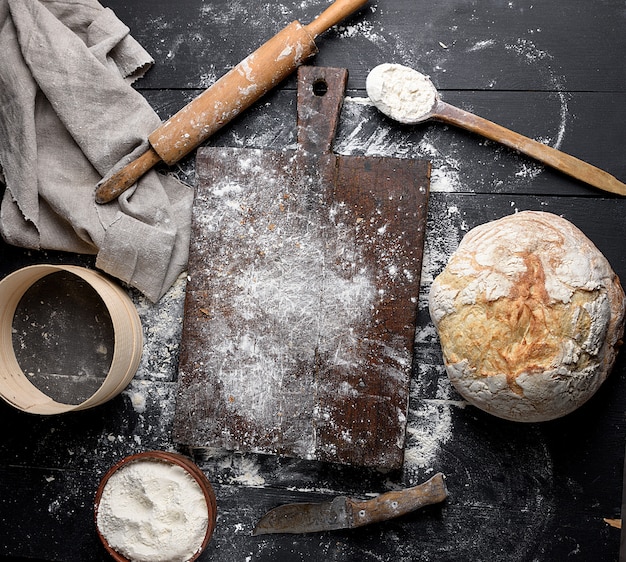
[198,159,377,423]
[175,108,429,468]
[175,146,422,466]
[336,101,463,193]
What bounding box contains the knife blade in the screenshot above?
[252,472,448,535]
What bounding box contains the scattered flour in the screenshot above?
[132,273,187,382]
[337,31,569,193]
[195,164,377,425]
[97,459,209,562]
[402,200,468,477]
[336,17,384,45]
[224,456,267,487]
[404,397,454,472]
[504,37,569,152]
[468,39,496,52]
[137,2,567,486]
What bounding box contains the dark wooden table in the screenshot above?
[1,1,626,560]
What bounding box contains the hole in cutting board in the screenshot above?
[313,79,328,96]
[11,271,115,405]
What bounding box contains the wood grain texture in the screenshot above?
[1,196,625,561]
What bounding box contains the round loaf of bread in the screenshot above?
[429,211,625,422]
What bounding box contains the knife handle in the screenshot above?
[346,473,448,528]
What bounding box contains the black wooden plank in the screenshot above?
[334,91,626,198]
[0,465,109,561]
[101,0,626,92]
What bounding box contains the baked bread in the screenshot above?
[429,211,625,422]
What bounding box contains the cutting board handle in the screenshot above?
[296,66,348,156]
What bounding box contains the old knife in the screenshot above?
[252,472,448,535]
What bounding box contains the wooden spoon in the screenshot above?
[366,63,626,196]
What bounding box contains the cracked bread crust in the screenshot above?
[429,211,625,422]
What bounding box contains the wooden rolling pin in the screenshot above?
[95,0,369,204]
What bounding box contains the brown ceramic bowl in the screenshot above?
[94,451,217,561]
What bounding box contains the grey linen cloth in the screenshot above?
[0,0,194,302]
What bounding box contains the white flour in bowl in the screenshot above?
[96,459,209,562]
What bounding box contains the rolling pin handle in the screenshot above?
[95,147,162,204]
[305,0,369,37]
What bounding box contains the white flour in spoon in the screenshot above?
[97,459,209,562]
[366,63,438,124]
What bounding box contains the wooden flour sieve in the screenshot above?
[0,265,143,414]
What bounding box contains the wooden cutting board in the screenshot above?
[173,66,430,470]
